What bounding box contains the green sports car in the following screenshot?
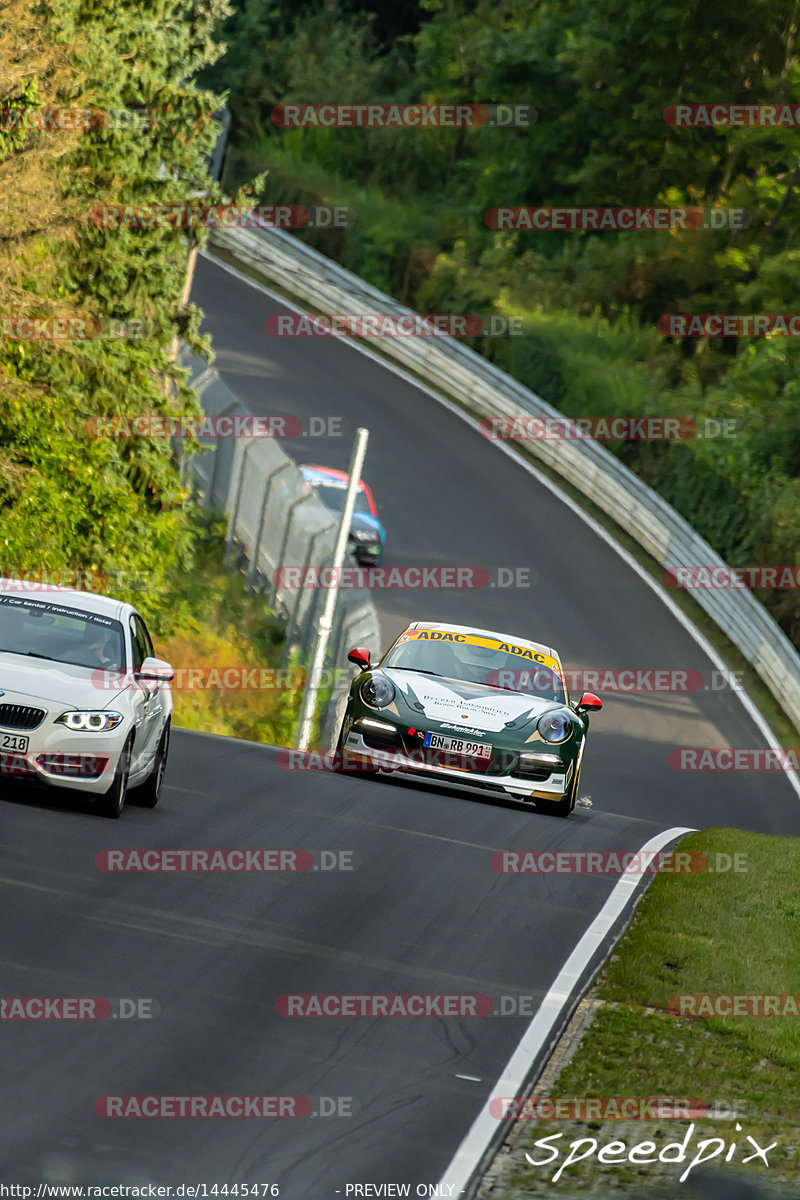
[335,620,602,816]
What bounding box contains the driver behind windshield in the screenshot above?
[385,637,564,701]
[77,624,115,667]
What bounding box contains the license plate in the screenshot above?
[1,733,29,752]
[423,732,491,759]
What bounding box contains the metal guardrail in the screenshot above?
[208,225,800,733]
[179,348,381,746]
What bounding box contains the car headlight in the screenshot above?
[537,710,576,743]
[360,675,395,709]
[55,711,124,732]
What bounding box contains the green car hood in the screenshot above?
[383,668,564,736]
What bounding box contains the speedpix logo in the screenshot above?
[524,1123,775,1184]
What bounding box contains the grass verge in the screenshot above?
[483,827,800,1197]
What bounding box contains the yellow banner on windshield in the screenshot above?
[395,628,561,674]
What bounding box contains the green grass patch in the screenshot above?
[486,828,800,1196]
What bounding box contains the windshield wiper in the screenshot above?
[394,667,442,677]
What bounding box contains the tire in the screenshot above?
[98,735,132,819]
[131,719,170,809]
[536,756,581,818]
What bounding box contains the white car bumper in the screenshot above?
[0,696,127,795]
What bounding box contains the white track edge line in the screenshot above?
[436,824,695,1195]
[199,249,800,806]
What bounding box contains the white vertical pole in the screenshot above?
[294,427,369,750]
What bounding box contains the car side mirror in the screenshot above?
[138,656,175,683]
[574,691,602,713]
[347,647,371,672]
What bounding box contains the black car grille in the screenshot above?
[0,703,46,730]
[515,765,553,781]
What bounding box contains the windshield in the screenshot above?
[0,596,126,671]
[313,483,372,516]
[382,635,566,703]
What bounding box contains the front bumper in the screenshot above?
[342,727,572,802]
[351,541,382,565]
[0,712,126,795]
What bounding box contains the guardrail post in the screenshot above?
[269,491,311,610]
[282,519,337,663]
[223,438,259,568]
[245,459,291,593]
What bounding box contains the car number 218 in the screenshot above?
[1,733,29,752]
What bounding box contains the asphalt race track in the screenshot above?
[1,738,681,1194]
[192,252,800,834]
[2,252,799,1198]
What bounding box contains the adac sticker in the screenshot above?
[398,629,560,673]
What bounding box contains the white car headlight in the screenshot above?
[55,711,124,732]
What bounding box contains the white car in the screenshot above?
[0,581,174,818]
